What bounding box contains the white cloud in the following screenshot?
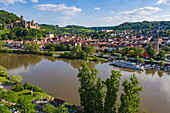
[120,7,162,15]
[94,7,100,10]
[34,4,82,15]
[111,11,115,14]
[31,0,38,3]
[157,0,170,5]
[0,0,26,5]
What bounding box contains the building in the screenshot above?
[45,32,54,38]
[4,16,41,30]
[150,34,161,54]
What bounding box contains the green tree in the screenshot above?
[77,50,87,59]
[159,61,165,66]
[56,105,68,113]
[9,75,22,83]
[119,75,143,113]
[71,46,82,56]
[31,85,42,92]
[111,49,115,55]
[43,103,57,113]
[122,56,128,61]
[12,84,24,92]
[0,105,11,113]
[67,44,73,51]
[104,70,122,113]
[135,56,140,63]
[163,46,170,53]
[0,65,7,77]
[77,62,103,113]
[145,44,156,57]
[135,47,144,56]
[139,58,144,63]
[84,46,96,56]
[49,47,55,52]
[23,82,32,90]
[150,58,154,64]
[117,54,122,60]
[17,96,36,113]
[24,42,40,52]
[0,90,18,103]
[0,40,5,49]
[157,50,166,59]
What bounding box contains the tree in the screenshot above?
[135,47,144,56]
[24,42,40,52]
[56,105,68,113]
[117,54,122,60]
[49,47,55,52]
[119,75,142,113]
[0,65,7,77]
[122,56,128,61]
[17,96,36,113]
[67,44,73,51]
[9,75,22,83]
[84,46,95,56]
[12,84,23,92]
[111,49,115,55]
[157,50,166,59]
[43,103,57,113]
[23,82,32,90]
[128,50,135,56]
[77,62,103,113]
[31,85,42,92]
[0,90,18,103]
[77,50,87,59]
[135,56,140,63]
[145,44,156,58]
[104,70,122,113]
[150,58,154,64]
[159,61,165,66]
[139,58,144,63]
[0,40,5,49]
[163,46,170,53]
[0,105,11,113]
[71,46,82,56]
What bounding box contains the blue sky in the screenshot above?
[0,0,170,27]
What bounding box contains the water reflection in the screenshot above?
[0,53,169,113]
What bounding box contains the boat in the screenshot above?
[111,60,144,70]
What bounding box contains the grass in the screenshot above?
[0,77,9,83]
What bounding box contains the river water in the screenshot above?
[0,53,170,113]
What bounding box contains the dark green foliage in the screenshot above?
[43,103,57,113]
[40,24,93,37]
[104,70,122,113]
[0,90,18,102]
[145,44,156,57]
[9,75,22,83]
[12,84,24,92]
[24,42,40,52]
[118,75,142,113]
[1,27,47,40]
[159,61,165,66]
[0,10,20,25]
[113,21,170,31]
[157,50,166,59]
[23,82,32,90]
[0,65,7,77]
[31,85,42,92]
[0,105,11,113]
[77,62,103,113]
[17,96,36,113]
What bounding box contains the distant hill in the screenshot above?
[40,24,93,37]
[0,10,20,24]
[88,26,114,31]
[112,21,170,30]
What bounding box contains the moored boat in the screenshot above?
[111,60,144,70]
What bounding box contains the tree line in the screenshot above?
[77,62,142,113]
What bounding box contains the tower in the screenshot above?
[21,16,24,20]
[152,34,160,54]
[31,20,34,25]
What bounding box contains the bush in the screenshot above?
[12,84,24,92]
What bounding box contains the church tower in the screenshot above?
[152,34,160,54]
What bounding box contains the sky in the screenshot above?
[0,0,170,27]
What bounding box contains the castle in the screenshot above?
[5,16,41,30]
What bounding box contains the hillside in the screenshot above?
[40,24,94,37]
[0,10,20,24]
[113,21,170,30]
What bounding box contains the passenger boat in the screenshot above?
[111,60,144,70]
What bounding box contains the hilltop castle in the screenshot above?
[5,16,41,30]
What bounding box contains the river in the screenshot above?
[0,53,170,113]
